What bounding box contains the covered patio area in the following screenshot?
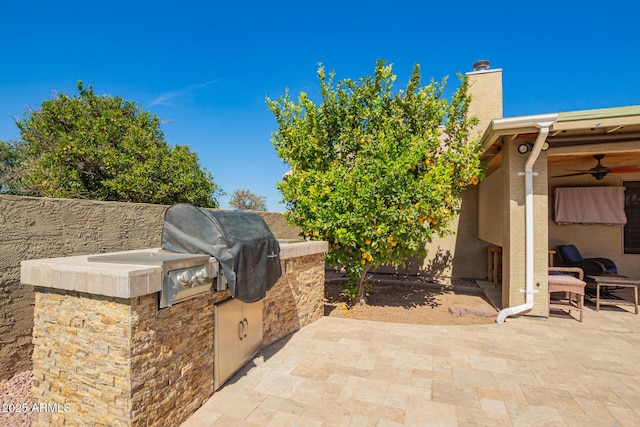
[477,105,640,321]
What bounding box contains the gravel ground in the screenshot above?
[324,271,497,325]
[0,370,34,427]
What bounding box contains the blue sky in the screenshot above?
[2,0,639,211]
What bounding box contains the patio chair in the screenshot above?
[556,244,617,276]
[548,266,586,322]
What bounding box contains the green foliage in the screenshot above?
[267,60,484,301]
[7,81,222,207]
[0,139,26,194]
[229,189,268,211]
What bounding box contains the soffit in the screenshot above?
[481,106,640,174]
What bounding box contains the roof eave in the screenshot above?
[480,113,559,151]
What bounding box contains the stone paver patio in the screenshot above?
[182,297,640,426]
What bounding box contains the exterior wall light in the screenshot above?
[517,141,550,154]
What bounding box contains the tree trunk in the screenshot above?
[355,265,372,305]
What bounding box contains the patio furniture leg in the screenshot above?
[588,276,639,314]
[578,293,584,322]
[487,246,501,287]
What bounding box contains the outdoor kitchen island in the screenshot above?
[21,240,327,427]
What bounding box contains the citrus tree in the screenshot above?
[267,60,484,303]
[2,81,222,207]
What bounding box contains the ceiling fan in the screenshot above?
[552,154,640,180]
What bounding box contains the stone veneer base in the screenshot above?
[263,254,325,346]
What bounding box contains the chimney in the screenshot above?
[466,60,503,136]
[472,60,491,72]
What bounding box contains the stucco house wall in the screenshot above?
[498,139,549,317]
[478,167,503,247]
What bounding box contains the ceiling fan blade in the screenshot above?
[607,165,640,174]
[551,154,639,179]
[563,169,599,173]
[551,172,593,178]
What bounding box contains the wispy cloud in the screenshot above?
[149,79,221,107]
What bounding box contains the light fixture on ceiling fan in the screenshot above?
[552,154,640,180]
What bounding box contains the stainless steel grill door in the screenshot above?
[214,298,263,390]
[242,300,263,361]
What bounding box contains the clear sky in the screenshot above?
[2,0,639,211]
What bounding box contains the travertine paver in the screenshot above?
[182,302,640,426]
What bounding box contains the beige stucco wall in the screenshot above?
[467,68,503,137]
[478,168,504,246]
[501,140,549,317]
[548,169,640,278]
[0,195,298,381]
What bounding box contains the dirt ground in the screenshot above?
[324,271,498,325]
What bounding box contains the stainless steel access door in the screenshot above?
[242,299,263,361]
[214,298,263,390]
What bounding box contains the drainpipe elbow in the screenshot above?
[496,302,534,323]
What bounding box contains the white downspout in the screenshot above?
[496,125,552,323]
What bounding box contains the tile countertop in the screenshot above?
[21,241,328,299]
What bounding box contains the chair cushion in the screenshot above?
[557,244,583,262]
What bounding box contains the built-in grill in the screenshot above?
[160,203,282,389]
[161,204,282,303]
[88,251,217,308]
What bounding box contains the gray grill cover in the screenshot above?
[161,204,282,303]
